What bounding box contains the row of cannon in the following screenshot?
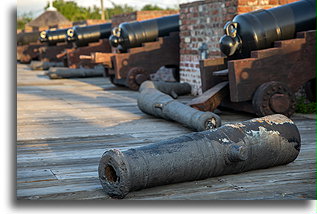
[19,0,315,58]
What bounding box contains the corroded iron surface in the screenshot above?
[138,81,221,131]
[30,61,64,70]
[98,114,301,199]
[46,66,104,79]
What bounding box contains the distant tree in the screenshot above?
[44,0,102,21]
[88,6,102,20]
[44,0,136,21]
[17,12,33,30]
[106,2,136,18]
[141,4,164,11]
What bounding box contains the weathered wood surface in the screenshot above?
[66,39,112,69]
[17,64,316,200]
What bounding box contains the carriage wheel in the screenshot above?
[252,81,296,117]
[126,67,148,91]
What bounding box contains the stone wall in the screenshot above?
[179,0,299,95]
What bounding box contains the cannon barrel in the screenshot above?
[66,23,112,47]
[141,80,192,98]
[39,28,69,46]
[98,114,301,198]
[219,0,316,58]
[110,14,179,52]
[17,31,40,45]
[138,81,221,131]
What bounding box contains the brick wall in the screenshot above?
[179,0,299,95]
[111,10,179,27]
[72,19,111,26]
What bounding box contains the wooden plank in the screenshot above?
[188,81,229,112]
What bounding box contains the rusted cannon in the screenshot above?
[46,66,104,79]
[98,114,301,199]
[30,60,64,70]
[138,81,221,131]
[219,0,316,58]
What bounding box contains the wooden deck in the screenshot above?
[17,63,316,200]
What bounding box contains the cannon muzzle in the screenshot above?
[66,28,76,42]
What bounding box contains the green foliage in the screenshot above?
[43,0,138,21]
[17,12,33,30]
[45,0,97,21]
[106,2,136,18]
[141,4,164,11]
[295,96,316,114]
[17,0,178,29]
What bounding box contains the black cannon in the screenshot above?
[110,14,179,52]
[39,28,70,46]
[66,23,112,47]
[220,0,316,58]
[17,31,40,46]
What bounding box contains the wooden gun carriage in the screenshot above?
[84,32,180,90]
[189,30,316,117]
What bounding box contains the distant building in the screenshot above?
[24,4,72,32]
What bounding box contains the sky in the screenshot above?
[17,0,198,18]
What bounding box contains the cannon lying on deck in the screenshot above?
[190,0,316,117]
[138,81,220,131]
[98,114,301,199]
